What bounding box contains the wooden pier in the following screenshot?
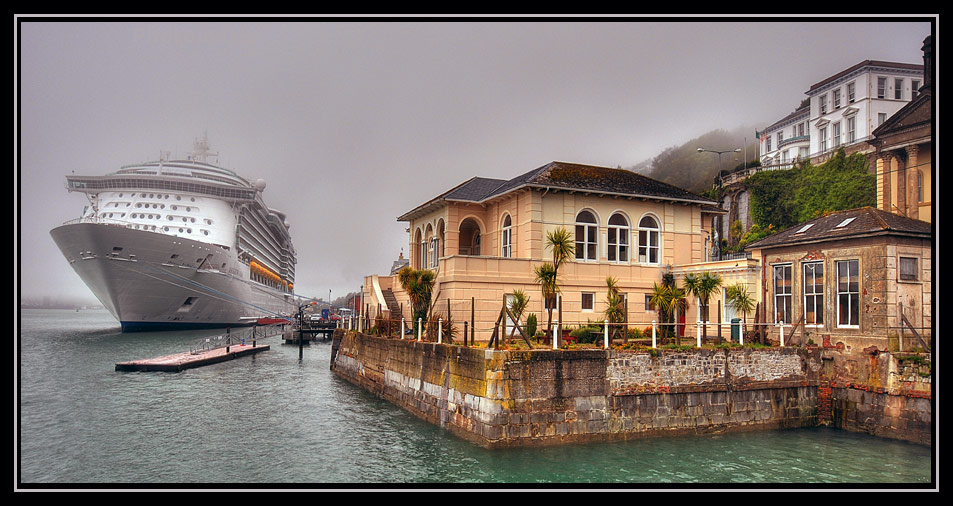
[115,343,270,372]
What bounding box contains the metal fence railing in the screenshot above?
[189,323,288,355]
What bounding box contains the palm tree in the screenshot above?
[648,280,688,345]
[397,266,435,336]
[605,276,626,342]
[682,271,723,343]
[534,262,558,337]
[535,227,574,340]
[725,283,756,341]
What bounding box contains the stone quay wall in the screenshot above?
[330,330,827,448]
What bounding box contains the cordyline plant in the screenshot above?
[605,276,626,342]
[682,270,723,343]
[534,227,574,338]
[397,266,435,336]
[725,283,756,339]
[648,270,688,345]
[507,289,529,338]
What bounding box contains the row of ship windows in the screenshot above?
[108,201,201,213]
[123,223,211,236]
[116,193,197,202]
[101,212,213,225]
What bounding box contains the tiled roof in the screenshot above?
[746,207,931,250]
[398,161,716,221]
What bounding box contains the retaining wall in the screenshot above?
[330,330,834,448]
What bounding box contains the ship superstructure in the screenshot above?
[50,136,298,331]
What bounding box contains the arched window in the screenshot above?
[425,225,437,269]
[501,214,513,258]
[638,215,660,264]
[414,228,424,269]
[607,213,629,262]
[575,210,598,261]
[459,218,482,256]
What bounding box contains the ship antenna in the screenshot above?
[191,132,218,164]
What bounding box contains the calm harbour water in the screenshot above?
[17,309,935,490]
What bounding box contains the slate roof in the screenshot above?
[745,207,932,250]
[398,161,717,221]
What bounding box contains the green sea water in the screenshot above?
[17,309,935,489]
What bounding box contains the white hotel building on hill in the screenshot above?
[757,60,924,171]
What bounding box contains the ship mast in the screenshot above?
[189,132,218,164]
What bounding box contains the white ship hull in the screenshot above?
[51,222,296,331]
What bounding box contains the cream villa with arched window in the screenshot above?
[364,161,749,341]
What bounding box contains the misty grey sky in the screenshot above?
[17,17,933,304]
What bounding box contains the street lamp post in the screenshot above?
[697,147,742,176]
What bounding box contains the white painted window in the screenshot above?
[847,81,855,103]
[501,214,513,258]
[803,262,824,326]
[773,263,792,324]
[637,216,660,264]
[895,78,903,99]
[836,260,860,328]
[820,127,828,152]
[877,77,887,99]
[832,122,841,148]
[820,94,827,114]
[833,89,841,109]
[575,210,598,261]
[607,213,629,262]
[847,117,856,143]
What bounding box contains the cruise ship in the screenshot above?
[50,136,298,331]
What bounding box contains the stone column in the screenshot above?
[905,145,920,219]
[895,152,907,218]
[879,153,893,213]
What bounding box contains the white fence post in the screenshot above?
[604,320,609,349]
[553,318,559,349]
[438,318,443,344]
[779,320,785,347]
[417,318,422,342]
[697,320,702,347]
[652,320,657,349]
[401,318,405,339]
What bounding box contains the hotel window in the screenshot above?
[895,78,903,99]
[766,136,771,152]
[912,80,921,99]
[798,122,805,137]
[607,213,630,262]
[501,214,513,258]
[832,122,841,148]
[773,264,792,324]
[777,132,783,146]
[833,89,841,109]
[877,77,887,99]
[575,210,598,261]
[847,81,855,103]
[847,117,856,143]
[899,257,918,282]
[803,262,824,326]
[836,260,860,327]
[879,113,887,126]
[819,94,827,114]
[637,215,660,264]
[581,292,595,312]
[820,127,828,152]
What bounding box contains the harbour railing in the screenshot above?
[189,323,287,355]
[340,298,932,352]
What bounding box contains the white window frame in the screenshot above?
[722,287,737,323]
[847,116,856,144]
[607,213,630,263]
[832,121,841,148]
[819,94,827,114]
[637,215,661,265]
[836,259,860,328]
[820,127,828,152]
[773,263,793,324]
[575,210,599,262]
[803,262,824,327]
[847,81,855,103]
[833,88,841,109]
[877,77,887,99]
[500,214,513,258]
[894,78,903,100]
